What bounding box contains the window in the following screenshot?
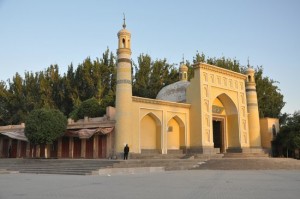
[122,38,125,48]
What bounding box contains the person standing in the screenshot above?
[124,144,129,160]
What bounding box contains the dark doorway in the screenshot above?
[213,120,223,152]
[30,144,37,158]
[40,144,45,158]
[86,137,94,159]
[50,141,58,158]
[2,138,9,158]
[73,137,81,158]
[10,140,18,158]
[61,137,69,158]
[20,141,27,158]
[98,135,107,158]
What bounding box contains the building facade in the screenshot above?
[0,22,279,159]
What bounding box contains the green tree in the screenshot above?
[23,71,40,111]
[274,111,300,158]
[193,51,241,72]
[25,108,67,145]
[254,67,285,118]
[76,97,103,119]
[133,54,151,97]
[0,81,9,125]
[149,59,172,98]
[7,73,27,124]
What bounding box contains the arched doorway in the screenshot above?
[167,116,185,153]
[140,113,162,154]
[212,94,240,153]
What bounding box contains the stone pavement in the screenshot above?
[0,170,299,199]
[194,158,300,170]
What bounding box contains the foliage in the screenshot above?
[24,108,67,145]
[0,49,116,125]
[132,54,178,98]
[0,48,285,125]
[274,111,300,157]
[76,97,103,119]
[254,67,285,118]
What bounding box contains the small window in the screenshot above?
[122,38,125,48]
[272,124,277,137]
[248,75,251,82]
[168,126,173,132]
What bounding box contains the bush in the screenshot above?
[77,97,103,119]
[25,108,67,145]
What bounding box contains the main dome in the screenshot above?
[156,81,190,103]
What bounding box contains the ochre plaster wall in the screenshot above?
[187,63,250,152]
[260,118,279,149]
[167,118,180,149]
[130,97,190,154]
[140,114,159,149]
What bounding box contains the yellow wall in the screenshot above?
[186,64,203,147]
[227,114,240,147]
[260,118,279,149]
[130,97,190,154]
[167,118,180,149]
[187,63,249,152]
[140,114,160,149]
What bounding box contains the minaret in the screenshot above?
[115,16,132,155]
[179,56,188,81]
[245,60,262,148]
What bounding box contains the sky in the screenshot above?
[0,0,299,114]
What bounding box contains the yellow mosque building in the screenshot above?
[0,21,279,159]
[113,21,277,157]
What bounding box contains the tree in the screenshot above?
[0,81,9,125]
[7,73,27,124]
[25,108,67,157]
[132,54,151,97]
[148,59,178,98]
[274,111,300,158]
[0,49,285,125]
[133,55,178,98]
[254,67,285,118]
[76,97,103,119]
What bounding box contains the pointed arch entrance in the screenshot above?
[167,116,185,152]
[140,113,162,153]
[212,93,240,153]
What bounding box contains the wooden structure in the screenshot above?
[0,107,116,159]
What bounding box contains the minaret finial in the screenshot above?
[180,54,185,65]
[123,13,126,29]
[247,57,250,68]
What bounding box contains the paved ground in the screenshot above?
[0,170,300,199]
[195,158,300,170]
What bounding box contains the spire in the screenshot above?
[179,54,188,81]
[123,13,126,29]
[247,57,250,68]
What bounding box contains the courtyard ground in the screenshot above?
[0,158,299,199]
[0,170,299,199]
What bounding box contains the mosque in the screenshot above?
[0,21,279,159]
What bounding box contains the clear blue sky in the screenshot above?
[0,0,299,114]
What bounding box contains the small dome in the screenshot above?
[179,64,188,72]
[156,81,190,103]
[246,67,255,73]
[118,28,131,36]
